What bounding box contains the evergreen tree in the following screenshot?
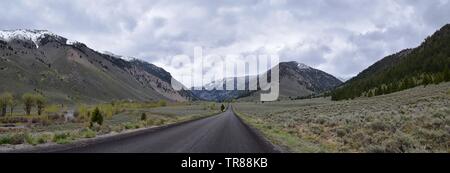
[423,74,431,86]
[141,113,147,121]
[443,66,450,81]
[367,90,374,97]
[90,107,103,127]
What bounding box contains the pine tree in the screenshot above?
[90,107,103,127]
[374,87,380,96]
[444,66,450,81]
[423,74,431,86]
[141,113,147,121]
[407,77,415,88]
[433,73,443,84]
[367,90,374,97]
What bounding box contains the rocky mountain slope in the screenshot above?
[193,61,342,101]
[0,29,194,103]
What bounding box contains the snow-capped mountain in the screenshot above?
[297,62,312,70]
[278,61,342,95]
[0,29,195,102]
[192,61,342,101]
[0,29,67,48]
[191,76,254,101]
[101,51,135,61]
[1,29,141,63]
[337,77,350,82]
[66,39,82,45]
[200,75,256,90]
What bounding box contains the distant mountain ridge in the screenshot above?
[0,29,195,103]
[192,61,342,101]
[0,29,363,103]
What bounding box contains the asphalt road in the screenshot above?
[59,106,277,153]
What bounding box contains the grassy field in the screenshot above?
[233,82,450,153]
[0,101,221,147]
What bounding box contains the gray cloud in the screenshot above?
[1,0,449,82]
[279,42,330,67]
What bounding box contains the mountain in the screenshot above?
[331,24,450,100]
[0,29,194,103]
[192,61,342,101]
[337,76,350,82]
[191,76,254,101]
[277,61,343,96]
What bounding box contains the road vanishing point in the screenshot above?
[55,106,278,153]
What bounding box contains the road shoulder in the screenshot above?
[2,113,219,153]
[231,106,285,153]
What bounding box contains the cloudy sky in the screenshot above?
[1,0,449,85]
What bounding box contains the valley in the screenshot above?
[1,24,449,153]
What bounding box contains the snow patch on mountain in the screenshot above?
[101,51,135,61]
[297,63,311,70]
[102,51,121,58]
[66,39,81,45]
[0,29,57,48]
[1,29,138,63]
[337,76,351,82]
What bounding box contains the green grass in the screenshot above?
[52,132,73,144]
[235,110,324,153]
[233,82,450,153]
[79,128,96,138]
[25,133,52,145]
[1,101,221,146]
[0,133,25,145]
